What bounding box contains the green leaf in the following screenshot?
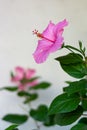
[5,124,18,130]
[17,91,31,97]
[30,105,48,121]
[10,72,14,78]
[56,53,83,64]
[71,118,87,130]
[0,86,18,91]
[27,76,40,82]
[78,41,86,57]
[71,123,87,130]
[30,82,51,90]
[48,93,80,115]
[44,114,55,126]
[79,117,87,124]
[64,79,87,95]
[55,53,87,78]
[82,98,87,110]
[20,77,40,84]
[12,129,18,130]
[17,91,38,103]
[3,114,28,124]
[30,105,55,126]
[83,47,86,53]
[65,81,72,84]
[60,62,87,78]
[24,93,38,103]
[54,106,83,126]
[79,41,82,50]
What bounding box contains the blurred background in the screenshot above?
[0,0,87,129]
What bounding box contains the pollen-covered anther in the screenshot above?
[33,29,43,38]
[32,29,38,34]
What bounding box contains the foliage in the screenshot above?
[32,19,87,130]
[47,41,87,130]
[1,67,51,130]
[1,20,87,130]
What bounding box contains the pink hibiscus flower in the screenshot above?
[11,66,38,90]
[33,19,68,64]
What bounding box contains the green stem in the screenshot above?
[28,103,40,130]
[64,46,75,53]
[19,104,29,114]
[19,97,40,130]
[64,45,82,53]
[63,45,86,60]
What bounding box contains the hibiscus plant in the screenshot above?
[33,19,87,130]
[2,19,87,130]
[1,66,51,130]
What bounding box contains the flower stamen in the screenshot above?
[33,29,44,38]
[33,29,54,42]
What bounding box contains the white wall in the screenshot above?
[0,0,87,129]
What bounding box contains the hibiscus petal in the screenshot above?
[54,19,68,36]
[42,21,56,41]
[25,69,36,79]
[12,66,24,81]
[27,80,38,87]
[55,19,68,30]
[36,40,53,51]
[33,40,52,63]
[50,36,64,52]
[33,49,50,63]
[18,84,25,91]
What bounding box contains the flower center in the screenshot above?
[33,29,54,43]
